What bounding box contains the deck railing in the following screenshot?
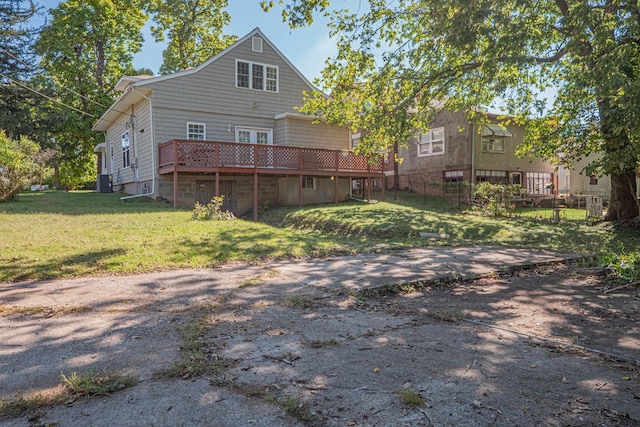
[158,139,384,175]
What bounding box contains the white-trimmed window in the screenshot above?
[476,169,507,184]
[235,127,273,144]
[252,36,263,52]
[302,177,316,189]
[443,170,464,194]
[482,136,505,153]
[121,131,131,168]
[236,60,278,92]
[351,132,361,150]
[187,122,206,140]
[417,127,444,156]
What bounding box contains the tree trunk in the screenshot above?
[604,170,639,221]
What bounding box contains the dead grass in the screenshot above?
[0,305,90,317]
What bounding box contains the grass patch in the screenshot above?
[398,388,425,407]
[0,370,137,418]
[281,396,318,423]
[158,307,230,379]
[2,191,639,282]
[0,305,90,317]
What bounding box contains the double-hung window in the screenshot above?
[417,127,445,157]
[187,122,206,140]
[121,131,131,168]
[236,60,278,92]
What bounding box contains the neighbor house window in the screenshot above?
[417,127,444,156]
[121,131,131,168]
[252,36,263,52]
[236,60,278,92]
[351,132,361,150]
[590,176,598,185]
[302,177,316,189]
[187,122,206,140]
[482,136,506,153]
[476,169,507,184]
[526,172,553,194]
[443,170,464,194]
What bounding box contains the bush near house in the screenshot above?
[0,131,42,202]
[473,182,525,217]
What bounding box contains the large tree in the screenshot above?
[36,0,147,188]
[0,0,40,140]
[147,0,237,74]
[264,0,640,220]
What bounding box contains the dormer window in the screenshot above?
[236,60,278,92]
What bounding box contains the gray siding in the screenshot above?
[275,116,350,150]
[146,34,315,146]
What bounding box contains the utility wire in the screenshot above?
[0,46,110,111]
[0,72,95,118]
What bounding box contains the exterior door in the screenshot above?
[235,127,273,167]
[195,180,237,212]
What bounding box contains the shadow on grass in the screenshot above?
[0,191,173,216]
[0,248,127,282]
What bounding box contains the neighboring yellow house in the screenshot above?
[385,110,557,200]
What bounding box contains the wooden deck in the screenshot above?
[158,139,384,177]
[158,140,385,218]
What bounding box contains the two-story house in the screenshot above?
[386,110,557,201]
[93,28,384,219]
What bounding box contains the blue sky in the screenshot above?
[38,0,338,83]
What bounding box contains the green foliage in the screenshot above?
[600,248,640,284]
[36,0,147,187]
[147,0,237,74]
[192,196,236,221]
[271,0,640,219]
[398,388,425,407]
[473,182,524,217]
[0,131,43,202]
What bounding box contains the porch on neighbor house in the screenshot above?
[158,139,386,220]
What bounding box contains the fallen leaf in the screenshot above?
[373,367,381,373]
[530,364,537,368]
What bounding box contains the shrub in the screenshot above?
[0,131,42,202]
[192,196,236,221]
[473,182,524,217]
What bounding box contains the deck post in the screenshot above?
[298,174,303,208]
[334,175,338,204]
[173,140,178,208]
[381,174,385,201]
[253,172,258,222]
[367,177,371,200]
[215,171,220,196]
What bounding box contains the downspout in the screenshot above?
[470,123,476,203]
[121,87,155,201]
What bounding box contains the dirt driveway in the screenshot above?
[1,247,639,426]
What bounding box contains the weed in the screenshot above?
[281,397,317,423]
[282,295,317,309]
[430,309,465,322]
[60,370,137,397]
[0,370,136,418]
[158,309,232,379]
[307,339,338,348]
[398,388,425,407]
[192,196,236,221]
[600,247,640,284]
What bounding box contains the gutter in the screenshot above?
[121,87,155,201]
[470,123,476,203]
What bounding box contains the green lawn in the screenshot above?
[0,191,636,282]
